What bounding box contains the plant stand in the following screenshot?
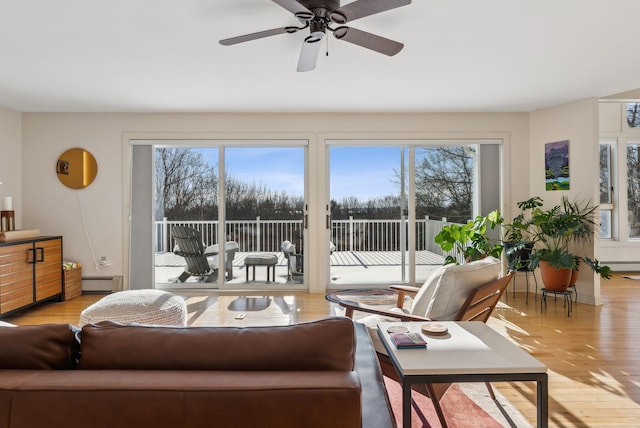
[509,268,538,304]
[540,287,573,317]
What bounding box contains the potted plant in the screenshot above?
[434,210,504,265]
[524,196,612,291]
[502,196,543,272]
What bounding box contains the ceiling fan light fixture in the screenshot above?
[306,31,324,44]
[221,0,411,71]
[329,11,347,24]
[333,26,348,40]
[295,11,315,21]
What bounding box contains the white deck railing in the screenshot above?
[155,216,462,262]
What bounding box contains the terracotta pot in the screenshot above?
[539,261,572,291]
[570,269,579,287]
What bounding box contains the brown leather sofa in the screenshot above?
[0,317,395,428]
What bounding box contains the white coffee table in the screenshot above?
[377,321,548,428]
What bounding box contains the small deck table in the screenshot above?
[377,321,548,428]
[244,253,277,283]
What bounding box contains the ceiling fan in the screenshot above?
[219,0,411,72]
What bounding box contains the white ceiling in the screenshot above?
[1,0,639,113]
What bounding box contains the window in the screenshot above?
[599,142,614,239]
[627,103,640,128]
[627,141,640,239]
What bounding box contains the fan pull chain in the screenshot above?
[326,34,329,56]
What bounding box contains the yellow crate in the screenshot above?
[63,267,82,301]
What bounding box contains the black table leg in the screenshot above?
[402,378,412,428]
[537,374,549,427]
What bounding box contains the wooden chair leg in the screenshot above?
[426,383,448,428]
[411,398,430,426]
[396,290,406,309]
[485,382,496,400]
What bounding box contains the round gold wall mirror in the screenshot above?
[56,148,98,189]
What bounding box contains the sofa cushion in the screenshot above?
[5,370,362,428]
[78,317,356,371]
[411,256,502,320]
[0,323,80,369]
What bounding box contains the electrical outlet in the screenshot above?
[99,256,111,267]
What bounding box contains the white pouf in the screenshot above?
[78,289,187,327]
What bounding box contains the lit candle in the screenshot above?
[3,196,12,211]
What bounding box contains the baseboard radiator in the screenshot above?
[82,276,124,293]
[602,261,640,272]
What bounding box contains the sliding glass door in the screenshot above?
[328,145,409,287]
[224,146,306,287]
[135,140,307,290]
[326,140,501,289]
[131,137,499,292]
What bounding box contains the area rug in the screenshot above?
[623,275,640,280]
[384,376,532,428]
[326,289,408,306]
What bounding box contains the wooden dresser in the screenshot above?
[0,236,63,316]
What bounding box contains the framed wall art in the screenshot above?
[545,140,569,191]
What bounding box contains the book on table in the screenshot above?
[390,332,427,349]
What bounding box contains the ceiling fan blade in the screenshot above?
[297,34,323,72]
[333,26,403,56]
[330,0,411,24]
[272,0,314,20]
[219,27,299,46]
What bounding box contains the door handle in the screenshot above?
[36,247,45,262]
[27,248,36,264]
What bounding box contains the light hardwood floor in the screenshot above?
[4,273,640,427]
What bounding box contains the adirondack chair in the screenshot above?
[172,226,238,282]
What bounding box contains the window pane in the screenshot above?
[627,103,640,128]
[415,146,474,224]
[599,144,612,204]
[627,143,640,239]
[225,146,305,284]
[329,146,407,286]
[415,146,476,266]
[600,209,611,239]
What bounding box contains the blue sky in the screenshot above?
[194,146,401,200]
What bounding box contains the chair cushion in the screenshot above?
[205,241,240,254]
[411,256,502,320]
[357,308,407,356]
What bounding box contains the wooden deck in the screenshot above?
[155,250,445,285]
[157,250,444,267]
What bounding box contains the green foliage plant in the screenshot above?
[511,196,612,279]
[502,196,543,271]
[434,210,504,265]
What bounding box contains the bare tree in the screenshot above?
[415,146,474,223]
[155,148,216,220]
[627,145,640,233]
[627,103,640,127]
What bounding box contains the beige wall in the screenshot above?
[529,98,601,305]
[3,105,609,300]
[0,107,22,227]
[19,112,530,292]
[1,104,611,302]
